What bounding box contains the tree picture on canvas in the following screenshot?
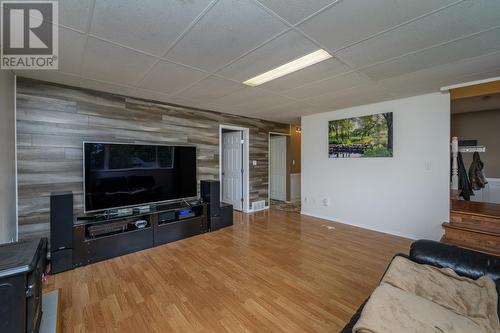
[328,112,393,158]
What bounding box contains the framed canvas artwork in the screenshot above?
[328,112,393,158]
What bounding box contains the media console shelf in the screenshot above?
[72,202,207,268]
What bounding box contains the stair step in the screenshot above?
[450,210,500,220]
[443,222,499,237]
[442,223,500,257]
[451,199,500,219]
[450,212,500,234]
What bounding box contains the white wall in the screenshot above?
[301,93,450,240]
[0,71,17,244]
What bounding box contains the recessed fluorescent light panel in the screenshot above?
[243,49,332,87]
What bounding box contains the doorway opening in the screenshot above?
[219,125,249,212]
[443,78,500,257]
[449,81,500,204]
[269,132,290,209]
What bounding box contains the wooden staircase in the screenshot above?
[442,200,500,257]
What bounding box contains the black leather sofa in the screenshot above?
[340,240,500,333]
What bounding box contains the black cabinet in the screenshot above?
[72,203,208,269]
[0,238,47,333]
[210,203,233,231]
[154,204,207,246]
[154,216,204,246]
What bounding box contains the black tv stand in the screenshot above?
[72,202,207,268]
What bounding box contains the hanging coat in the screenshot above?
[469,152,488,190]
[458,152,474,201]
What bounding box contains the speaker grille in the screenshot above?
[50,192,73,250]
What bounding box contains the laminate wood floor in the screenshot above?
[44,209,411,333]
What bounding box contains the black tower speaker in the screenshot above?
[50,191,73,274]
[200,180,220,217]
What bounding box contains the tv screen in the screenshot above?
[84,143,197,212]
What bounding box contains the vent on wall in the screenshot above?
[252,200,266,211]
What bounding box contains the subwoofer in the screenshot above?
[50,191,73,274]
[200,180,220,217]
[211,203,233,231]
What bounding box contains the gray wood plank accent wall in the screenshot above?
[16,78,290,239]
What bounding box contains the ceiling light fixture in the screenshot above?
[243,49,332,87]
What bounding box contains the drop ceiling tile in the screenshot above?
[337,0,500,68]
[247,101,324,119]
[166,0,287,72]
[326,94,397,111]
[360,28,500,81]
[90,0,213,55]
[379,50,500,95]
[165,95,222,112]
[303,83,392,108]
[81,37,157,85]
[138,61,208,95]
[218,30,319,82]
[260,101,316,114]
[129,88,172,104]
[256,0,336,25]
[58,0,93,32]
[212,86,292,108]
[59,28,86,74]
[298,0,457,52]
[445,69,500,90]
[232,94,295,112]
[385,74,500,102]
[259,58,351,92]
[256,112,300,124]
[280,71,371,99]
[80,78,133,96]
[176,76,246,102]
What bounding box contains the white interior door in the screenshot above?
[222,131,243,210]
[270,135,287,201]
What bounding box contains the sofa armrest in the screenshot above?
[409,240,500,280]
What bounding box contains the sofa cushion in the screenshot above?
[353,256,500,333]
[353,283,487,333]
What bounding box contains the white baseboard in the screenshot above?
[300,210,426,240]
[246,206,269,213]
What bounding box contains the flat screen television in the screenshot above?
[84,142,197,213]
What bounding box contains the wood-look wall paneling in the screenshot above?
[16,78,290,239]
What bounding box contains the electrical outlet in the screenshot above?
[323,198,330,206]
[252,160,257,166]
